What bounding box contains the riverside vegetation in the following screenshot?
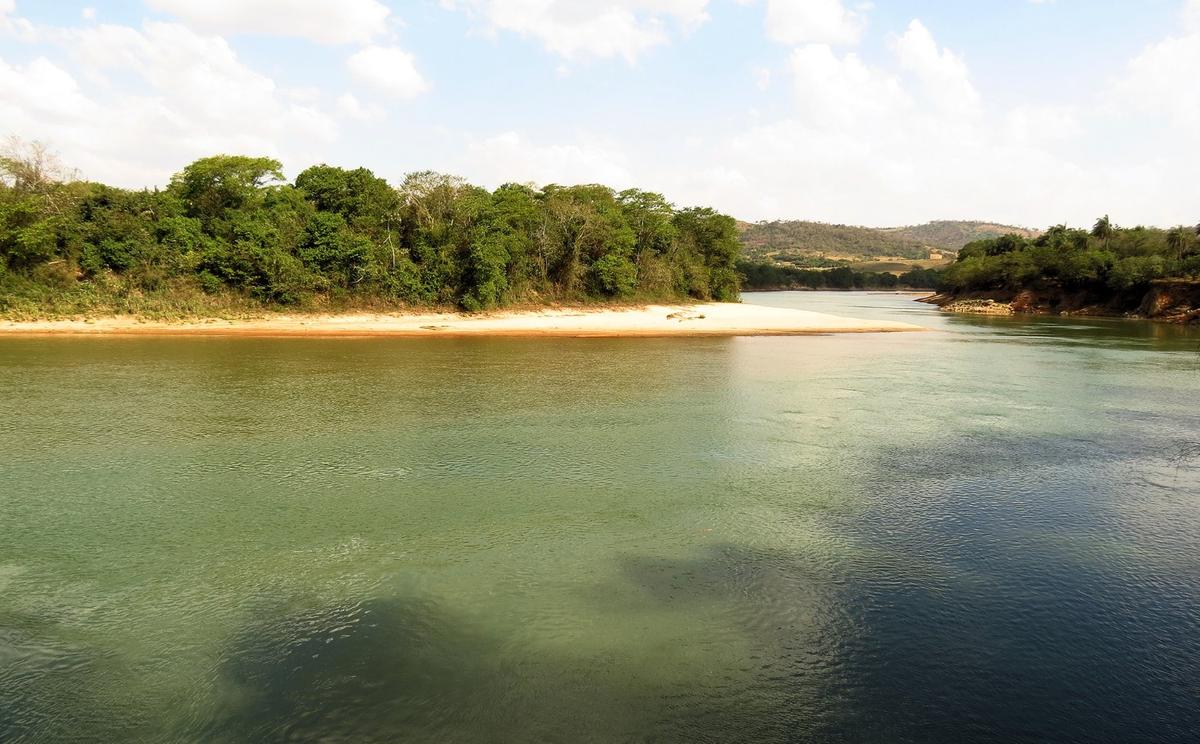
[0,140,740,318]
[5,139,1198,321]
[932,217,1200,320]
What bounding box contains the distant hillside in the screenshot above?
[883,221,1041,250]
[739,221,930,261]
[739,220,1039,263]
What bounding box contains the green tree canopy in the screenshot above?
[168,155,285,222]
[1,147,746,315]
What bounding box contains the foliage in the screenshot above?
[738,261,943,291]
[739,219,1039,263]
[941,219,1200,295]
[0,143,743,316]
[883,221,1041,250]
[740,220,931,261]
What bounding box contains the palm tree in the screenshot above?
[1166,226,1189,261]
[1091,215,1114,250]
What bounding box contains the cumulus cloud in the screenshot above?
[763,0,866,46]
[0,0,36,40]
[1109,26,1200,129]
[337,92,385,122]
[789,44,910,127]
[1,0,1197,230]
[346,45,430,99]
[615,15,1187,228]
[144,0,390,44]
[459,131,633,188]
[0,56,96,123]
[1004,104,1083,145]
[443,0,711,61]
[0,19,339,186]
[892,20,980,118]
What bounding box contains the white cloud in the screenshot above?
[346,45,430,99]
[460,131,632,187]
[753,65,771,90]
[0,56,97,123]
[892,20,980,118]
[443,0,711,61]
[145,0,390,44]
[2,0,1198,231]
[0,20,339,186]
[640,18,1178,228]
[1109,26,1200,129]
[789,44,909,127]
[1004,104,1083,145]
[1187,0,1200,30]
[764,0,866,46]
[0,0,36,40]
[337,92,385,122]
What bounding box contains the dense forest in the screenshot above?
[940,218,1200,295]
[0,141,740,317]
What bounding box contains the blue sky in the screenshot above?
[2,1,1198,227]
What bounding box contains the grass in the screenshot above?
[0,272,725,322]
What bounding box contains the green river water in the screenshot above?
[1,292,1198,742]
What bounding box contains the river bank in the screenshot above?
[0,302,925,338]
[921,280,1200,323]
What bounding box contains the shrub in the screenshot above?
[591,253,637,297]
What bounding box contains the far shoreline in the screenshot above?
[0,302,927,339]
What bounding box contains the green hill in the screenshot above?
[739,220,1039,264]
[883,221,1041,250]
[739,221,929,261]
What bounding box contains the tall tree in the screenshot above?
[1166,226,1190,261]
[168,156,284,223]
[1092,215,1113,250]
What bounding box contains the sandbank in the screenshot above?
[0,303,925,338]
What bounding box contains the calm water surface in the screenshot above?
[1,292,1198,743]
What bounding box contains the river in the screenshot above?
[1,292,1197,742]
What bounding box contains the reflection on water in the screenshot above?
[1,293,1199,742]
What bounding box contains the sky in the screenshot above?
[1,0,1197,228]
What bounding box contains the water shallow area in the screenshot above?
[2,292,1198,742]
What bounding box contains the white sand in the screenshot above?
[0,303,925,338]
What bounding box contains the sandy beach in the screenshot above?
[0,303,925,338]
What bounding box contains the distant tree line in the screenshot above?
[738,260,942,291]
[941,217,1200,294]
[0,140,741,315]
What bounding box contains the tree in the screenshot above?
[1092,215,1113,249]
[1167,226,1190,261]
[673,208,741,300]
[298,211,368,285]
[295,164,399,237]
[0,137,75,193]
[168,155,285,222]
[590,252,637,297]
[0,140,751,314]
[618,189,677,261]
